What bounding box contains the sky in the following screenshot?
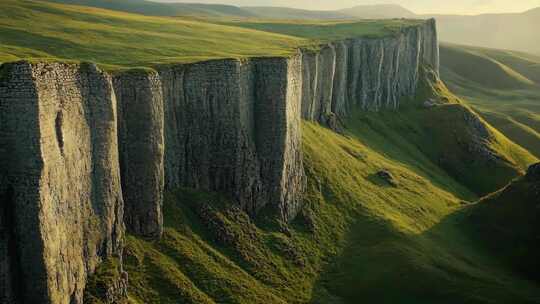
[156,0,540,14]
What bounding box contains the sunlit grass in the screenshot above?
[0,0,421,69]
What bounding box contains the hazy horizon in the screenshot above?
[154,0,540,15]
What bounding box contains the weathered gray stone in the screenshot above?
[159,56,305,221]
[300,19,439,122]
[0,62,124,304]
[113,71,164,239]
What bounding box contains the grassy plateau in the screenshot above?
[0,0,419,69]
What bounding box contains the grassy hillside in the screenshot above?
[243,4,415,20]
[466,166,540,281]
[44,0,257,17]
[44,1,540,55]
[0,0,422,69]
[242,7,351,20]
[0,0,304,68]
[219,19,423,41]
[337,4,416,19]
[440,44,540,158]
[345,68,536,197]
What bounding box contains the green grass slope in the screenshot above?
[44,0,257,17]
[441,44,540,158]
[0,0,422,69]
[219,19,424,41]
[243,4,415,20]
[337,4,416,19]
[0,0,304,68]
[440,44,535,89]
[242,7,351,20]
[466,165,540,281]
[345,69,536,197]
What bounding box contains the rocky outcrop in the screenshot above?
[0,19,438,304]
[113,71,164,239]
[0,62,124,304]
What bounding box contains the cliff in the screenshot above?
[302,19,439,124]
[113,72,165,239]
[0,62,124,304]
[0,19,438,304]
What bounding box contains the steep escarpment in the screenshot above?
[301,19,439,125]
[113,71,165,239]
[0,20,439,304]
[0,62,124,304]
[159,57,304,221]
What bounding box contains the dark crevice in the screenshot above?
[1,186,25,301]
[55,111,65,156]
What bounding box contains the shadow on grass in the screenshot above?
[308,204,540,304]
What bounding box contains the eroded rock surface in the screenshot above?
[160,57,304,221]
[300,19,439,126]
[0,62,124,304]
[114,71,164,239]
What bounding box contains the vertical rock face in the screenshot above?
[160,57,304,220]
[253,56,305,221]
[113,71,164,239]
[0,62,124,304]
[300,19,439,125]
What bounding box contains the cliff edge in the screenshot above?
[0,19,438,304]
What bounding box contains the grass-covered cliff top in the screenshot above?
[0,0,424,69]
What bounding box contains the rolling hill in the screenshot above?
[44,0,257,17]
[241,7,351,20]
[0,0,421,68]
[243,4,416,20]
[337,4,416,19]
[440,43,540,158]
[44,0,540,55]
[467,163,540,281]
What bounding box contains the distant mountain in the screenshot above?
[432,9,540,55]
[337,4,416,19]
[45,0,256,17]
[242,7,351,20]
[245,4,415,20]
